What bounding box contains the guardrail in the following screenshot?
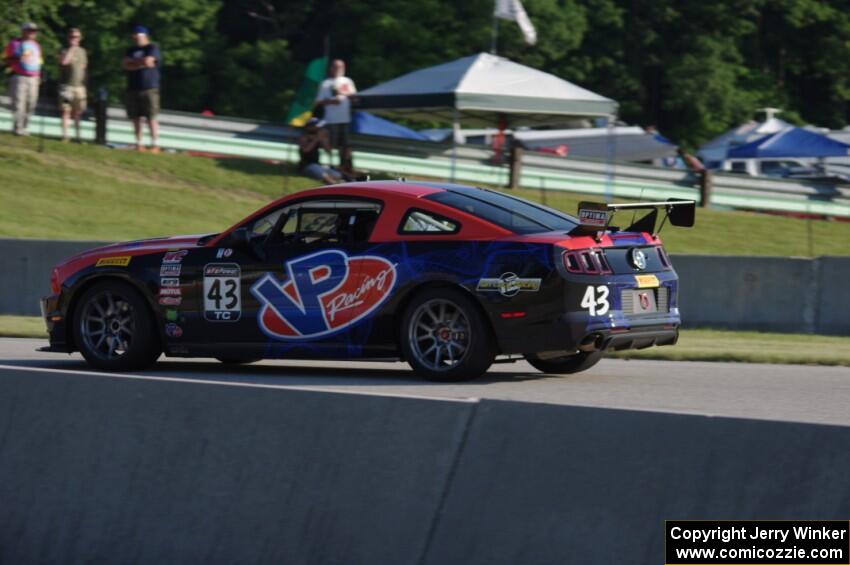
[2,96,849,217]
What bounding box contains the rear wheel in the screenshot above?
[73,280,161,371]
[524,350,603,374]
[401,288,495,382]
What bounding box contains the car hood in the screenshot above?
[66,234,212,262]
[51,234,214,288]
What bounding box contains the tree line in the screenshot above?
[3,0,849,148]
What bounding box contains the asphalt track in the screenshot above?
[2,337,849,427]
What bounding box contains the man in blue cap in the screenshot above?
[122,25,161,152]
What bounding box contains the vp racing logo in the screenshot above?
[251,250,397,339]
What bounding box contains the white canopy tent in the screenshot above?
[357,52,617,128]
[357,53,618,184]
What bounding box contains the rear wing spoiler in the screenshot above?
[573,198,696,239]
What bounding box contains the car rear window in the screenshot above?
[425,188,578,234]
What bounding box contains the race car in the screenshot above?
[40,180,694,381]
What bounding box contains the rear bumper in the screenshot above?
[599,325,678,351]
[495,309,680,355]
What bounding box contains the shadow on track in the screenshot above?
[0,355,548,387]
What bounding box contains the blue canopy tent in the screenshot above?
[727,127,850,159]
[350,111,430,141]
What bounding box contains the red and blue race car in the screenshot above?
[41,181,694,381]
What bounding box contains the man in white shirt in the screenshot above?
[314,59,356,175]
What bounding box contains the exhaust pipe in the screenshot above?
[578,333,603,352]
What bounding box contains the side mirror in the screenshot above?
[226,227,251,249]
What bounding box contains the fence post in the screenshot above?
[95,88,108,145]
[508,143,523,189]
[699,170,712,208]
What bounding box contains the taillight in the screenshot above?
[564,252,581,272]
[562,249,612,274]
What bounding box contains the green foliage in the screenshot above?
[2,0,849,144]
[210,39,295,120]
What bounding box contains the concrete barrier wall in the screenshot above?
[3,368,850,564]
[0,368,475,565]
[0,239,847,334]
[423,399,850,564]
[0,239,109,316]
[673,254,850,334]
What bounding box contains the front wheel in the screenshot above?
[73,280,161,371]
[401,288,495,382]
[524,350,603,374]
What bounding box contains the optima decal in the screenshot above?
[251,249,396,340]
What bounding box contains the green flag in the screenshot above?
[286,56,328,126]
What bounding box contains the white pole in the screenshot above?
[604,112,617,202]
[450,109,459,182]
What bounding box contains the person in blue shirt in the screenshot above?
[121,25,161,153]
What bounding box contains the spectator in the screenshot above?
[4,22,43,136]
[122,25,161,153]
[58,28,87,142]
[314,59,356,176]
[298,117,342,184]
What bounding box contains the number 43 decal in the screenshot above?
[204,263,242,322]
[581,285,610,316]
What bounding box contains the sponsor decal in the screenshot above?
[165,323,183,338]
[216,248,233,259]
[629,248,647,271]
[159,296,182,306]
[160,264,181,277]
[204,263,242,322]
[160,277,180,287]
[477,273,541,297]
[577,202,610,227]
[204,264,240,277]
[634,274,659,288]
[95,256,132,267]
[165,309,178,322]
[159,287,182,297]
[251,250,396,340]
[163,250,188,264]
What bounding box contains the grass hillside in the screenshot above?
[1,133,849,256]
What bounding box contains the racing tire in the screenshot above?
[73,280,161,371]
[524,350,603,374]
[401,287,495,382]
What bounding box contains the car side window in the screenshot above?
[251,208,287,238]
[400,209,460,234]
[255,199,382,246]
